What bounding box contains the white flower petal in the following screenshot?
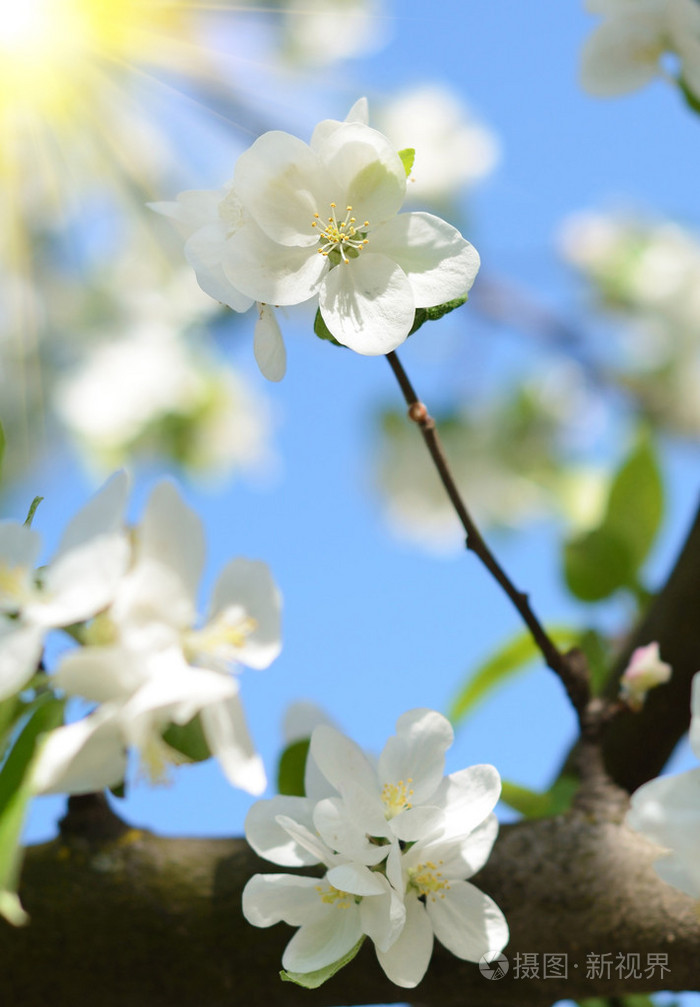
[135,480,205,610]
[0,523,41,610]
[314,796,389,864]
[371,212,481,307]
[234,130,330,246]
[53,471,128,559]
[185,224,254,312]
[200,693,266,795]
[54,645,147,704]
[379,708,453,805]
[319,253,415,355]
[376,894,433,988]
[426,879,509,962]
[149,188,226,237]
[359,886,406,953]
[223,219,326,305]
[254,305,287,382]
[310,724,378,796]
[0,621,43,700]
[32,709,127,795]
[580,14,664,96]
[627,768,700,896]
[431,764,502,839]
[208,557,282,670]
[275,813,335,866]
[282,900,363,974]
[242,873,324,927]
[315,121,406,226]
[327,862,389,897]
[245,797,320,867]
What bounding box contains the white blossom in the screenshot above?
[155,99,480,377]
[377,84,500,203]
[0,472,130,700]
[33,479,282,795]
[242,709,507,987]
[581,0,700,101]
[626,671,700,898]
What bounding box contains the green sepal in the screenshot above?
[409,295,469,336]
[398,147,415,177]
[23,496,44,528]
[449,625,580,726]
[313,309,343,347]
[277,738,310,797]
[162,714,212,763]
[500,775,579,819]
[280,936,365,988]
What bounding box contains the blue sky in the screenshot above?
[14,1,700,1002]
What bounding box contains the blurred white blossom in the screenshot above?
[377,83,500,204]
[580,0,700,101]
[280,0,391,65]
[627,671,700,898]
[559,209,700,436]
[7,477,284,797]
[56,324,273,480]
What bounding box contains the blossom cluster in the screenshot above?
[581,0,700,102]
[559,209,700,437]
[627,670,700,899]
[0,473,281,796]
[242,709,508,988]
[152,99,481,381]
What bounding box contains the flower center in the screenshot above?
[0,564,32,613]
[312,203,369,264]
[381,777,413,819]
[407,860,450,902]
[315,882,354,908]
[184,612,258,663]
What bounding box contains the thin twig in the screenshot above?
[386,349,591,722]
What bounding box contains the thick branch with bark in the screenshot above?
[5,793,700,1006]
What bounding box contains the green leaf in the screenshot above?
[277,738,310,797]
[0,695,64,926]
[280,936,365,988]
[23,496,44,528]
[448,625,579,725]
[562,433,663,604]
[678,74,700,115]
[162,714,212,763]
[563,526,637,602]
[500,775,578,819]
[605,433,663,568]
[0,421,4,481]
[313,309,343,347]
[409,295,469,336]
[398,147,415,177]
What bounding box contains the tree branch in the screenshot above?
[385,350,590,722]
[6,795,700,1006]
[561,497,700,792]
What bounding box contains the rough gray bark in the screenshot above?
[3,788,700,1007]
